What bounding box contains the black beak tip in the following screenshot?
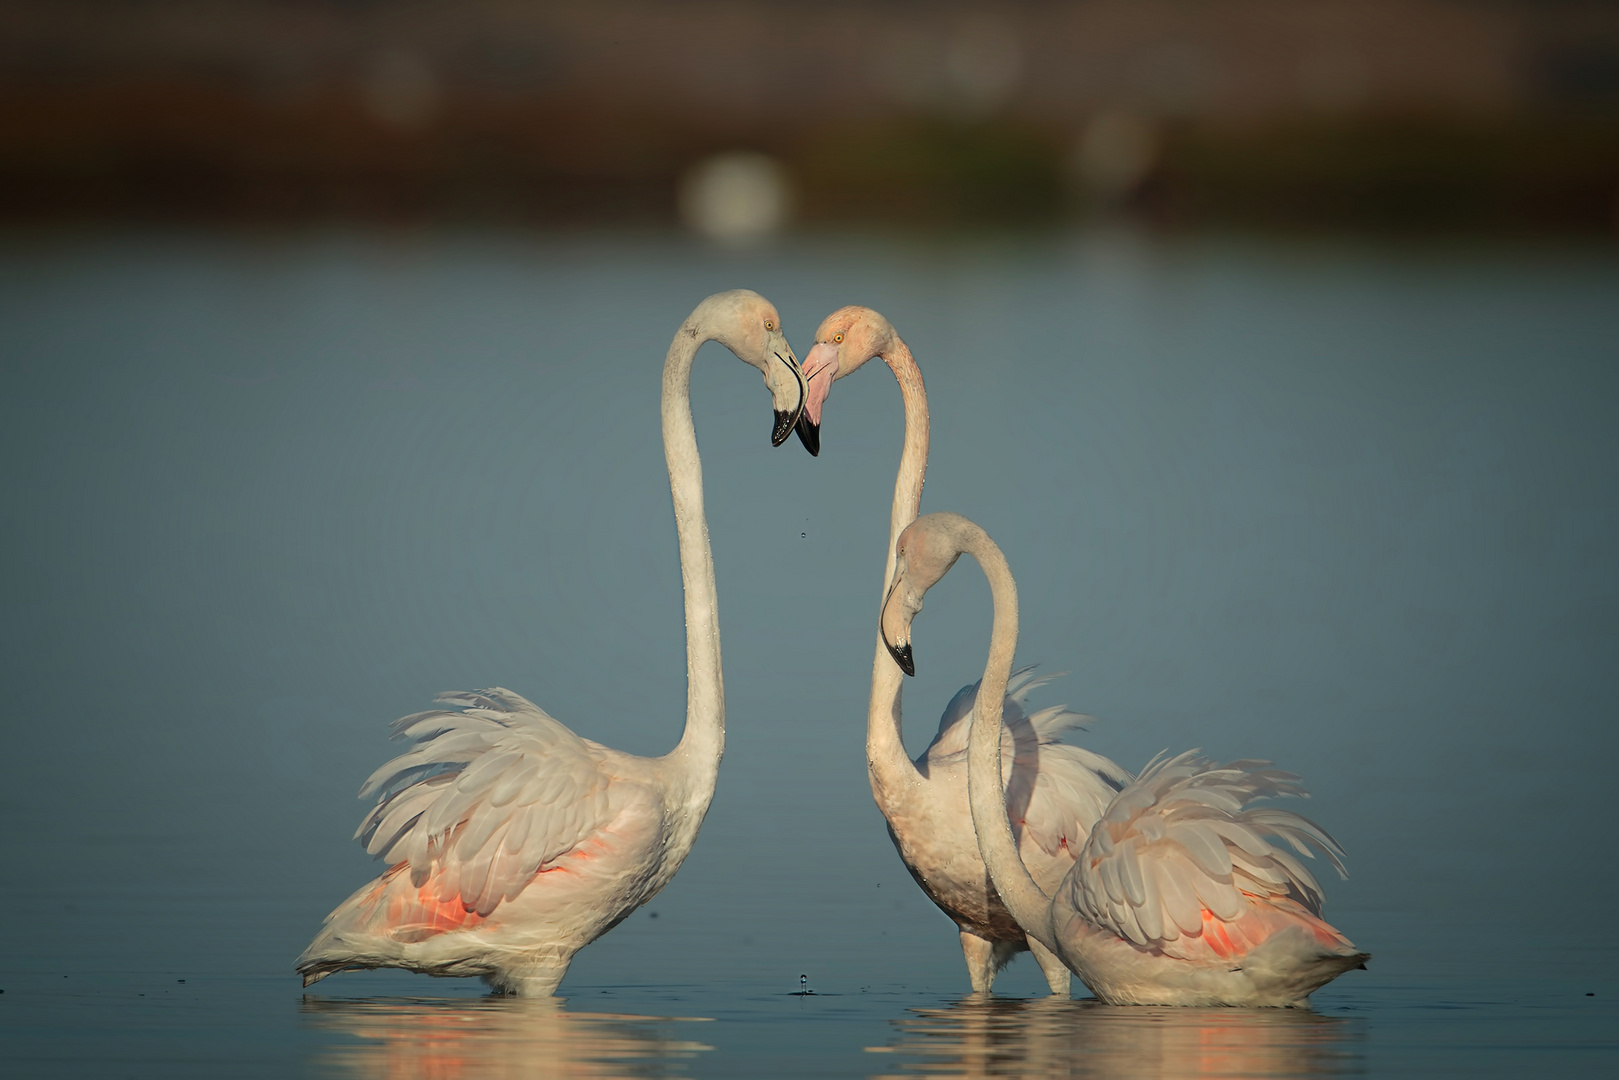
[886,640,915,677]
[795,414,820,457]
[771,410,795,447]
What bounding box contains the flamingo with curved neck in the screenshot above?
[883,512,1369,1006]
[297,290,805,996]
[800,308,1129,995]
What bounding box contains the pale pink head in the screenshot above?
[793,305,900,456]
[879,512,978,676]
[690,289,807,446]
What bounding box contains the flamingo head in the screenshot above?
[880,513,972,676]
[794,305,898,456]
[696,289,806,446]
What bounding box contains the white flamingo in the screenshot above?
[798,308,1131,995]
[297,290,806,996]
[881,511,1369,1006]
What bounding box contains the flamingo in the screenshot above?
[797,308,1131,995]
[297,290,806,996]
[881,511,1368,1006]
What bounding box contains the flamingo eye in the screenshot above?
[833,332,844,344]
[764,319,775,331]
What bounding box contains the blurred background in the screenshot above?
[4,0,1619,238]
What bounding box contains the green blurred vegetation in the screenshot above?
[4,87,1616,237]
[3,0,1618,237]
[790,120,1067,226]
[1148,117,1619,234]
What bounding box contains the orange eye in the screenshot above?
[833,332,844,344]
[764,319,775,331]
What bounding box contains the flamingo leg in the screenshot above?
[1027,936,1071,997]
[959,929,999,993]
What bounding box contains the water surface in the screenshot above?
[1,229,1615,1076]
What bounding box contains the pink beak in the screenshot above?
[802,341,839,427]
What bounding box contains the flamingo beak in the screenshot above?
[887,638,915,678]
[794,412,819,456]
[794,341,839,457]
[773,408,797,447]
[769,349,808,447]
[879,573,916,676]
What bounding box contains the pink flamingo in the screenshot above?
[882,511,1368,1005]
[297,291,805,995]
[797,308,1130,995]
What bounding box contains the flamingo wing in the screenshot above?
[925,668,1132,858]
[352,688,621,918]
[1008,736,1133,859]
[1062,750,1349,957]
[925,666,1067,759]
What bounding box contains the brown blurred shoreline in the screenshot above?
[3,0,1617,235]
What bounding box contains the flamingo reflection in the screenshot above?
[303,996,713,1079]
[869,996,1363,1078]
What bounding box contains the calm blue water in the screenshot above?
[1,229,1616,1076]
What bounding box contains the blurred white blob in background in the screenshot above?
[1072,111,1162,199]
[360,49,441,131]
[679,152,792,245]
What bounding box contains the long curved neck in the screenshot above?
[868,340,929,799]
[880,340,929,592]
[662,322,723,797]
[964,533,1060,949]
